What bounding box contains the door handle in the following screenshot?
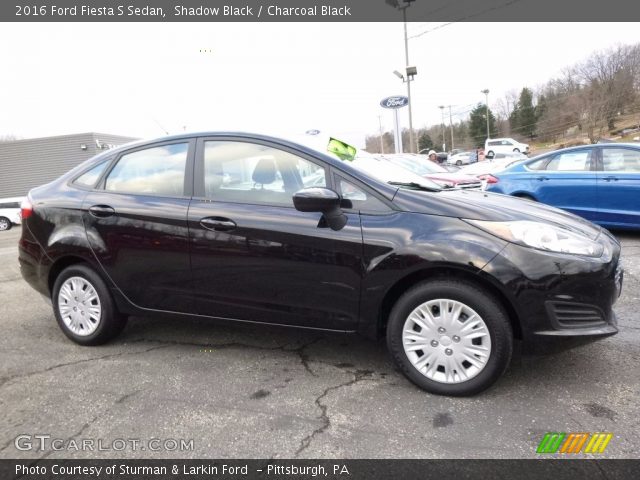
[88,205,116,218]
[603,176,618,182]
[535,176,549,181]
[200,217,237,232]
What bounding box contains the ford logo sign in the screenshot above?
[380,96,409,109]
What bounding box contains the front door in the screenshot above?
[596,146,640,228]
[187,138,363,330]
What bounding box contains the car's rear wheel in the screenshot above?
[386,279,513,396]
[0,217,11,231]
[486,151,494,158]
[456,160,463,166]
[52,264,127,345]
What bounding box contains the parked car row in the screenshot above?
[19,133,623,396]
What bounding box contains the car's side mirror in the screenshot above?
[293,188,347,231]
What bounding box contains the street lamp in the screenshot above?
[387,0,417,153]
[438,105,446,152]
[448,105,455,151]
[481,89,490,141]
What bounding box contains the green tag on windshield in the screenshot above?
[327,137,357,161]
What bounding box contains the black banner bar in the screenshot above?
[3,0,640,22]
[1,459,639,480]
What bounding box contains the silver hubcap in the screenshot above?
[57,277,102,336]
[402,299,492,384]
[0,219,8,230]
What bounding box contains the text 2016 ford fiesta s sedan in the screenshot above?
[18,133,623,396]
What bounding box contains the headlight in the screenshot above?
[465,220,603,257]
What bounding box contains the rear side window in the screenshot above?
[105,143,188,196]
[0,202,20,208]
[73,161,109,188]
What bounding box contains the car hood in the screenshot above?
[424,173,480,185]
[393,188,602,240]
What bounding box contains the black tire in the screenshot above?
[456,160,463,166]
[0,217,11,231]
[486,151,494,159]
[52,264,127,345]
[513,148,520,153]
[386,279,513,396]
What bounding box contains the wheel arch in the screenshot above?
[48,255,98,295]
[512,191,537,201]
[376,266,523,340]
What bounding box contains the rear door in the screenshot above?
[187,137,364,330]
[82,140,195,313]
[530,148,598,221]
[596,146,640,228]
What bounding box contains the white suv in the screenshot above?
[485,138,529,158]
[0,197,23,231]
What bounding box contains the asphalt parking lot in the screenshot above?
[0,226,638,459]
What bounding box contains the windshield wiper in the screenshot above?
[388,181,442,192]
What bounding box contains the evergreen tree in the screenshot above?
[417,132,433,152]
[511,87,537,138]
[468,103,497,145]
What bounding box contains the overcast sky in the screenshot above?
[2,22,640,147]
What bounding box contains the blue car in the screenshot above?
[487,144,640,230]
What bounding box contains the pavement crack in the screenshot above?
[128,337,324,377]
[295,369,373,457]
[0,345,169,390]
[283,338,323,377]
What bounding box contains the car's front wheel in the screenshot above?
[0,217,12,231]
[387,279,513,396]
[52,264,127,345]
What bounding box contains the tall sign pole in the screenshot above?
[380,96,409,154]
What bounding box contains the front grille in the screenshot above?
[546,301,605,328]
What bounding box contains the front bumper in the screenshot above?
[481,228,622,351]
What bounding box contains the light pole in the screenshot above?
[438,105,446,152]
[448,105,455,150]
[481,89,490,141]
[387,0,416,153]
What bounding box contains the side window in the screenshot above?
[203,141,326,206]
[544,150,592,171]
[0,202,20,208]
[602,148,640,172]
[336,176,390,213]
[73,161,109,188]
[105,143,188,196]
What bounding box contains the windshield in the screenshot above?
[292,133,442,191]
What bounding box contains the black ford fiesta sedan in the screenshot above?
[19,133,623,396]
